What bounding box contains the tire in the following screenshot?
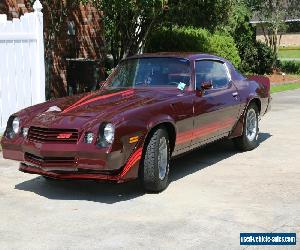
[140,128,170,193]
[233,103,259,151]
[42,176,55,181]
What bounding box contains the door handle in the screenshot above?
[232,92,238,98]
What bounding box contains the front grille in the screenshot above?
[25,153,76,168]
[27,127,79,144]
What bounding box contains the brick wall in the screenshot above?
[0,0,31,19]
[46,2,106,97]
[0,0,106,98]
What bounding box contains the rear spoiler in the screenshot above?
[247,75,270,94]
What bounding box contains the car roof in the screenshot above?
[127,52,225,61]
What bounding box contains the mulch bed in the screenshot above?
[267,74,300,85]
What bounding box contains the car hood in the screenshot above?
[26,88,177,129]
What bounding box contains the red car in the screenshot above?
[1,53,271,192]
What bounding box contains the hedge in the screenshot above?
[279,61,300,74]
[209,34,241,68]
[146,26,241,68]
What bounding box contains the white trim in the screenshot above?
[224,63,232,82]
[0,33,36,41]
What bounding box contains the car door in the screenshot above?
[171,89,195,155]
[191,59,241,147]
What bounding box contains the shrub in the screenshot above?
[146,26,241,68]
[239,41,276,75]
[238,42,258,73]
[146,27,211,53]
[255,42,276,74]
[210,34,241,68]
[278,61,300,74]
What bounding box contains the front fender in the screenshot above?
[147,114,176,132]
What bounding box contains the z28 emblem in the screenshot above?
[57,133,73,139]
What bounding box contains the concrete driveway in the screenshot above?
[0,90,299,249]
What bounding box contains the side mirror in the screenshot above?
[201,81,213,90]
[195,81,213,97]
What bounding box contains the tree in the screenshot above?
[165,0,234,32]
[91,0,167,66]
[246,0,300,54]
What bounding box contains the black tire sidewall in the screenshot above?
[233,103,260,151]
[242,104,259,149]
[140,128,170,192]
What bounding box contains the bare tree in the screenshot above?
[248,0,300,54]
[90,0,167,66]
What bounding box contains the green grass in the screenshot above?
[278,48,300,59]
[271,82,300,93]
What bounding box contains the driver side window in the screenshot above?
[195,60,230,89]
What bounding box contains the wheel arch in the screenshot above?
[249,97,261,114]
[144,120,177,155]
[229,97,261,138]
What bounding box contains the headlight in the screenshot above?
[5,116,20,139]
[97,123,115,147]
[12,117,20,134]
[103,123,115,144]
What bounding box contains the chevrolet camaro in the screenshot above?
[1,53,271,192]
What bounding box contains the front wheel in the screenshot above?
[42,176,55,181]
[233,103,259,151]
[139,128,170,193]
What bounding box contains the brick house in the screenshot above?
[250,5,300,48]
[0,0,106,98]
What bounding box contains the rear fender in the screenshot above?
[247,75,270,97]
[229,98,260,139]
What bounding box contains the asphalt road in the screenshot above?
[0,90,300,250]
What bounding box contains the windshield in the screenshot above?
[106,57,191,89]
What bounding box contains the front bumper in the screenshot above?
[1,136,142,182]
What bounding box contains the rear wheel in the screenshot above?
[233,103,259,151]
[140,128,170,193]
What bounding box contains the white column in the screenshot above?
[33,0,45,103]
[0,14,7,25]
[0,14,7,132]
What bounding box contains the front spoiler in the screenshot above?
[19,147,143,183]
[20,163,125,182]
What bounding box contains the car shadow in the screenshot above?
[170,132,272,182]
[15,132,272,204]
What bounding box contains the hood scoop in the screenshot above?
[45,106,62,113]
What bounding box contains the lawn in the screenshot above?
[271,82,300,93]
[278,47,300,59]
